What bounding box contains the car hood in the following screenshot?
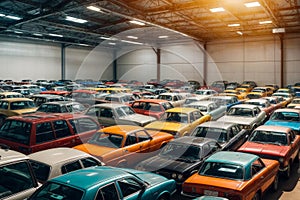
[139,156,197,173]
[265,120,300,131]
[145,121,187,132]
[217,115,254,125]
[119,114,156,124]
[73,143,115,157]
[238,141,289,157]
[14,108,37,114]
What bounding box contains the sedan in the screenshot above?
[28,166,176,200]
[36,101,87,113]
[185,100,226,120]
[135,136,221,185]
[29,147,104,183]
[244,98,277,117]
[74,125,174,167]
[190,121,249,151]
[181,151,280,200]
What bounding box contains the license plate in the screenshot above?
[204,190,218,196]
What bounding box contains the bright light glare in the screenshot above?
[259,20,272,24]
[228,24,240,27]
[66,16,87,24]
[237,31,243,35]
[127,35,138,39]
[158,35,169,39]
[129,20,145,26]
[209,7,225,13]
[49,33,63,37]
[87,6,101,12]
[6,15,21,20]
[244,2,261,8]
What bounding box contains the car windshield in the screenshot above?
[249,130,288,145]
[88,132,123,148]
[246,102,265,107]
[270,111,300,121]
[188,105,207,112]
[165,112,189,123]
[157,95,173,101]
[159,143,201,162]
[200,162,244,180]
[10,101,36,110]
[29,182,83,200]
[115,106,135,117]
[227,107,254,117]
[37,104,61,113]
[29,160,51,183]
[191,127,227,143]
[0,120,31,145]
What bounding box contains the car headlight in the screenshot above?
[171,173,177,179]
[177,174,184,181]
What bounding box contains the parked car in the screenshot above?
[183,96,211,105]
[136,136,221,186]
[131,99,174,119]
[30,94,69,106]
[29,147,104,183]
[0,113,100,154]
[244,98,277,117]
[209,96,241,110]
[28,166,176,200]
[265,108,300,132]
[241,80,258,88]
[190,121,249,151]
[0,91,24,99]
[262,96,286,109]
[156,92,186,107]
[217,104,267,131]
[0,98,37,125]
[272,92,294,106]
[181,151,279,200]
[194,89,218,97]
[237,125,300,178]
[95,93,137,105]
[219,89,246,100]
[36,101,87,113]
[0,148,40,199]
[74,125,174,167]
[85,103,156,127]
[287,97,300,108]
[145,107,211,137]
[185,100,226,120]
[246,91,265,99]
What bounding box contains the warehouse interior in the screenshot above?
[0,0,299,85]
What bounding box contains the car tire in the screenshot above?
[252,192,260,200]
[272,173,279,191]
[157,194,170,200]
[284,163,291,179]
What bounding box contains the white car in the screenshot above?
[185,100,226,120]
[29,147,104,183]
[217,104,267,131]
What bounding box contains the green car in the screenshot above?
[28,166,177,200]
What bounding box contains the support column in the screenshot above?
[280,35,284,88]
[61,43,66,80]
[157,48,161,83]
[113,50,117,81]
[203,43,207,87]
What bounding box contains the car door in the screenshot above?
[289,131,300,161]
[98,107,115,126]
[122,132,141,166]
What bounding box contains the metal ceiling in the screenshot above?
[0,0,299,47]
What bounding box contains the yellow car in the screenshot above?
[220,90,246,100]
[145,107,211,137]
[0,91,24,99]
[0,98,37,124]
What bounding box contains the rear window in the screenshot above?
[200,162,244,180]
[0,120,32,145]
[29,160,51,183]
[10,101,36,110]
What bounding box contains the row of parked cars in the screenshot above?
[0,81,299,200]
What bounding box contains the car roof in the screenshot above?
[188,101,215,106]
[255,125,291,132]
[170,136,217,147]
[211,96,235,100]
[92,103,129,109]
[166,107,198,113]
[134,99,169,103]
[198,121,238,129]
[0,148,29,165]
[51,166,138,189]
[40,101,79,106]
[273,108,300,113]
[245,99,268,103]
[206,151,258,167]
[231,104,258,109]
[0,97,33,102]
[100,125,144,135]
[28,147,95,166]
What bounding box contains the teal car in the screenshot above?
[28,166,177,200]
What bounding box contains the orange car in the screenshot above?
[182,151,279,200]
[73,125,174,167]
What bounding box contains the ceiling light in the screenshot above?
[209,7,225,13]
[100,36,117,41]
[87,6,102,12]
[33,33,43,36]
[14,31,23,34]
[244,2,261,8]
[237,31,243,35]
[129,20,145,26]
[79,44,90,47]
[259,20,272,24]
[5,15,21,20]
[108,42,116,45]
[121,40,144,45]
[158,35,169,39]
[228,24,240,27]
[272,28,285,33]
[49,33,63,37]
[66,16,87,24]
[0,14,5,17]
[127,35,138,39]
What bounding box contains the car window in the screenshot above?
[125,133,137,146]
[193,111,203,120]
[81,157,102,168]
[231,125,240,137]
[69,118,99,134]
[0,101,8,109]
[36,122,55,144]
[0,161,35,198]
[30,160,51,183]
[96,183,119,200]
[100,108,113,118]
[251,158,265,177]
[118,178,142,197]
[53,120,72,138]
[136,130,150,142]
[62,160,82,174]
[0,120,31,145]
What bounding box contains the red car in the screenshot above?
[238,125,300,178]
[131,99,174,120]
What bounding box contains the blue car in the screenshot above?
[210,96,241,110]
[28,166,177,200]
[265,108,300,132]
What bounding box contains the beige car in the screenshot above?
[0,148,40,200]
[0,91,24,99]
[0,98,37,124]
[29,147,104,183]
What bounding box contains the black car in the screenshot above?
[190,121,250,151]
[135,136,221,186]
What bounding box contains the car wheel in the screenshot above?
[252,192,260,200]
[157,194,169,200]
[272,173,279,191]
[284,163,291,179]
